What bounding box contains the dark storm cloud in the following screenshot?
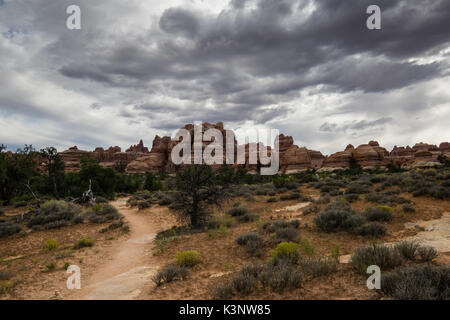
[1,0,450,152]
[319,117,393,133]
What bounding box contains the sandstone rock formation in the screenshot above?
[58,123,450,174]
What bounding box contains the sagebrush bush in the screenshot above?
[236,213,259,223]
[44,239,59,252]
[402,204,416,213]
[313,202,364,233]
[175,250,201,267]
[0,221,22,238]
[356,223,387,237]
[346,182,370,194]
[299,258,337,277]
[226,205,249,217]
[363,206,393,222]
[0,270,14,281]
[137,201,151,210]
[27,200,81,229]
[417,246,438,262]
[236,233,264,256]
[395,241,420,260]
[73,238,94,249]
[231,273,256,295]
[152,265,189,287]
[259,258,302,293]
[352,244,404,274]
[267,197,278,203]
[212,283,234,300]
[381,264,449,300]
[271,242,300,262]
[87,203,121,223]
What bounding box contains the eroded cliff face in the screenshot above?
[59,140,150,172]
[58,123,450,174]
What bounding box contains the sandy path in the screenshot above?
[67,198,162,300]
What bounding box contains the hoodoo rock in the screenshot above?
[57,126,450,174]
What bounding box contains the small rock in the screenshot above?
[339,255,352,264]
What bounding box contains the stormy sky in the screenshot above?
[0,0,449,155]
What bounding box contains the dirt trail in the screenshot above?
[67,198,163,300]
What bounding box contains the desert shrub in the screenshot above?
[152,265,189,287]
[95,196,109,203]
[316,195,331,204]
[100,220,124,233]
[73,238,94,249]
[274,227,300,243]
[299,258,337,277]
[87,203,121,223]
[270,242,300,262]
[226,205,249,217]
[402,204,416,213]
[72,215,84,224]
[280,191,301,201]
[0,271,15,281]
[44,262,56,272]
[289,219,301,229]
[212,283,233,300]
[313,202,364,233]
[363,206,393,222]
[356,223,387,237]
[343,193,359,203]
[209,214,236,229]
[346,182,370,194]
[351,244,404,274]
[137,201,151,210]
[300,238,315,256]
[0,221,22,238]
[303,204,319,215]
[44,239,59,252]
[231,273,256,295]
[27,200,80,229]
[236,233,264,256]
[259,258,302,293]
[267,197,278,203]
[417,246,438,262]
[331,245,340,260]
[395,241,420,260]
[236,213,259,223]
[175,250,201,267]
[381,264,450,300]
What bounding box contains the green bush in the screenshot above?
[44,239,59,252]
[137,201,151,210]
[346,182,370,194]
[271,242,300,262]
[381,264,449,300]
[152,265,189,287]
[73,238,94,249]
[175,250,201,267]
